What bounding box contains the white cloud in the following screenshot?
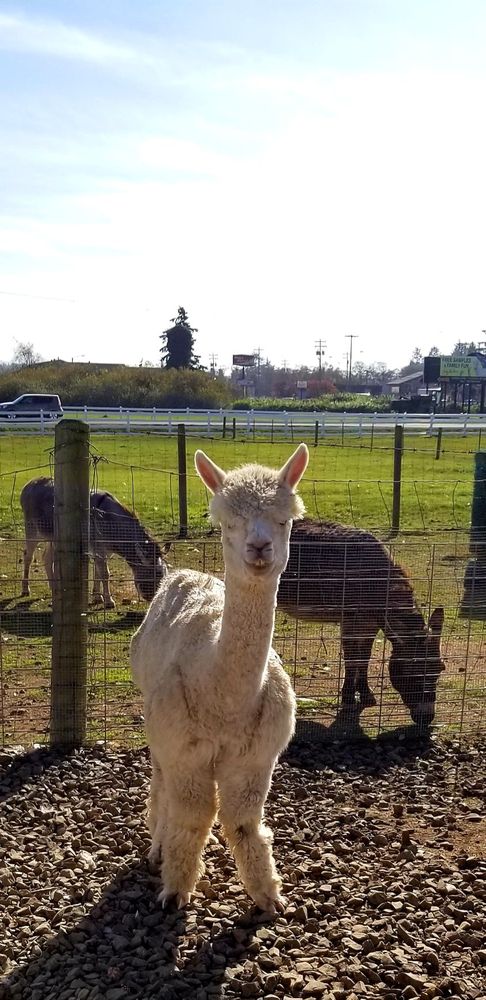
[0,10,141,64]
[1,13,486,369]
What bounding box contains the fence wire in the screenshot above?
[0,429,486,748]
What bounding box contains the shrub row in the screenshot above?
[232,394,392,413]
[0,363,235,409]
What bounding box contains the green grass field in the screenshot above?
[0,427,479,535]
[0,429,485,746]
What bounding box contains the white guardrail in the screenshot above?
[2,406,486,435]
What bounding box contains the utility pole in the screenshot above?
[345,334,358,383]
[315,339,326,372]
[209,353,218,376]
[253,346,262,396]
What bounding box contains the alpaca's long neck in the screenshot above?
[215,570,279,702]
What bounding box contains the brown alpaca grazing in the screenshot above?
[277,518,445,727]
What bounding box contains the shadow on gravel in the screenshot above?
[0,746,76,802]
[291,710,434,774]
[0,859,269,1000]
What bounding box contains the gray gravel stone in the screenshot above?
[1,740,485,1000]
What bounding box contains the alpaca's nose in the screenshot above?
[246,540,273,563]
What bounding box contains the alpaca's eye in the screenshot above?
[279,520,288,527]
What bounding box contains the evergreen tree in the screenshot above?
[159,307,204,369]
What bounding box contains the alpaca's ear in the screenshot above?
[195,450,227,493]
[278,443,309,490]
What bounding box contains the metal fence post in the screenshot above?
[178,423,188,538]
[391,423,404,536]
[435,427,443,460]
[50,419,90,747]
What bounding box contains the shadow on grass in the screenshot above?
[0,600,145,639]
[0,597,52,638]
[88,609,145,634]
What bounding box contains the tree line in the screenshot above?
[1,305,483,408]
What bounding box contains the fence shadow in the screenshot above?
[1,857,270,1000]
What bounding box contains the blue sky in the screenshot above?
[1,2,486,371]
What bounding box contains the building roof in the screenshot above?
[387,369,423,386]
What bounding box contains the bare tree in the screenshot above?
[12,340,42,368]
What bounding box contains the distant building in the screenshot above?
[383,370,424,398]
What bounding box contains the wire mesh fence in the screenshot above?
[0,424,486,748]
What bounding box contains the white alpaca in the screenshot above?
[130,443,309,912]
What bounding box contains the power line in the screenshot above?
[0,289,76,303]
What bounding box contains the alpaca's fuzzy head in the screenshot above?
[195,444,308,583]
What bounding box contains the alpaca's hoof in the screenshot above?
[253,890,287,914]
[21,587,30,598]
[158,887,191,909]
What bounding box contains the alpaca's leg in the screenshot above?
[21,538,38,596]
[159,765,217,908]
[147,755,166,866]
[217,758,283,913]
[341,631,376,709]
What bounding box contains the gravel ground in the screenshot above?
[1,735,485,1000]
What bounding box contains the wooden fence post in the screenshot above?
[435,427,443,460]
[178,423,188,539]
[50,419,90,748]
[314,420,319,447]
[391,424,404,536]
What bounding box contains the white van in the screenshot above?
[0,393,63,419]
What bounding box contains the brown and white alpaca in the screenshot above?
[20,476,168,608]
[130,444,309,911]
[278,518,445,726]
